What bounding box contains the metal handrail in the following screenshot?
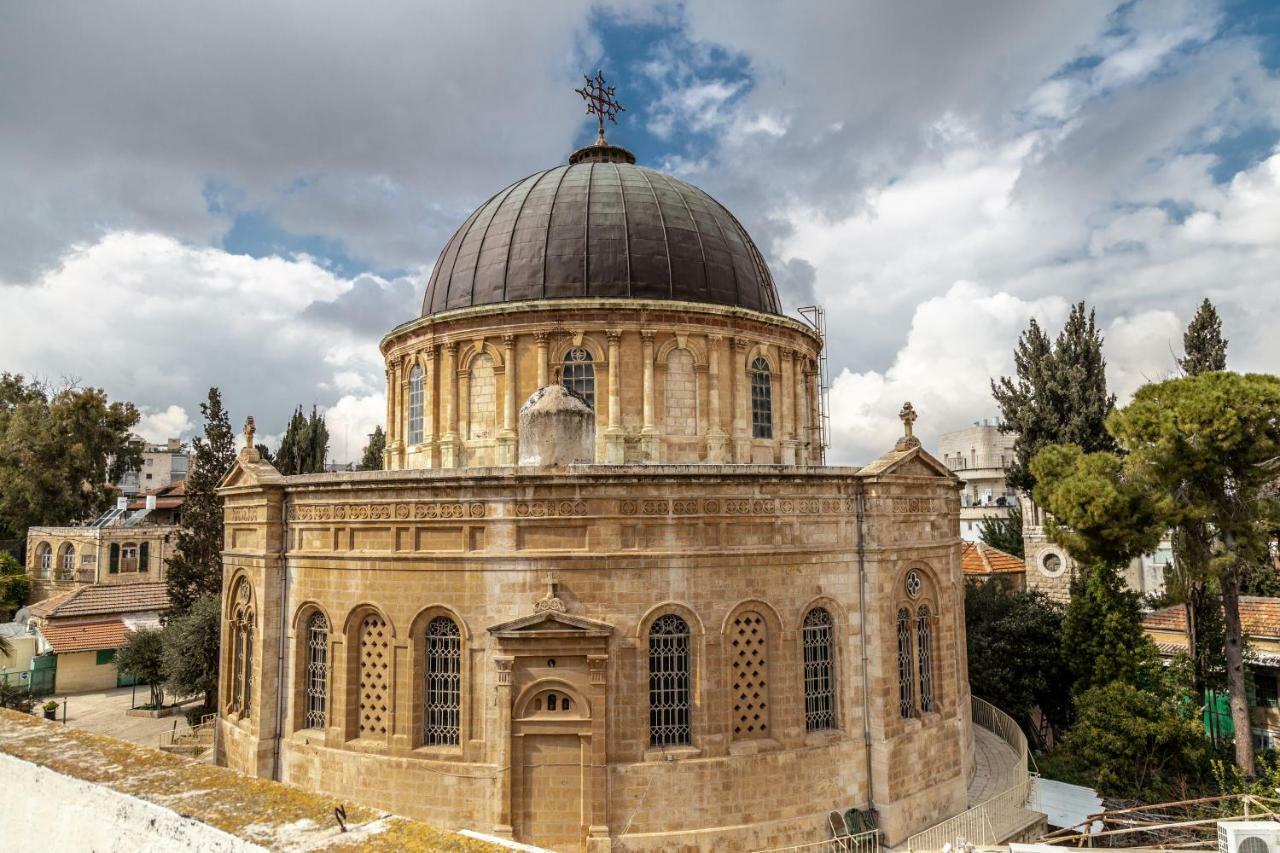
[754,829,880,853]
[905,697,1033,852]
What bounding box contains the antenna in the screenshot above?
[798,305,831,461]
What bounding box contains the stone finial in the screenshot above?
[534,578,567,613]
[240,415,262,463]
[895,402,921,451]
[243,416,256,449]
[518,384,596,467]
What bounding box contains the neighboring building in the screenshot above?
[117,438,188,497]
[0,621,40,688]
[26,582,168,693]
[1125,534,1172,599]
[1021,495,1074,605]
[937,420,1017,542]
[25,483,184,605]
[961,541,1025,590]
[215,127,982,852]
[1145,597,1280,748]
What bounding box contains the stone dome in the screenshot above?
[421,147,781,316]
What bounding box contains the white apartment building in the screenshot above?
[117,438,188,496]
[937,419,1018,542]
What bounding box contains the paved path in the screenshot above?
[968,724,1022,805]
[44,686,198,749]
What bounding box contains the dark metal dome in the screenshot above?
[421,150,781,316]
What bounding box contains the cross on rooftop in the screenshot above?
[575,70,625,144]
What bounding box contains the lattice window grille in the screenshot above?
[358,614,391,737]
[897,607,915,719]
[562,347,596,409]
[305,612,329,729]
[424,616,461,746]
[751,357,773,439]
[243,612,254,713]
[648,614,691,747]
[730,610,769,738]
[803,607,837,732]
[917,606,935,713]
[230,612,244,710]
[407,365,424,445]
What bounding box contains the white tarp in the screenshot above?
[1030,777,1104,832]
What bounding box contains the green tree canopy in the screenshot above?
[165,388,235,616]
[992,303,1117,493]
[1180,299,1228,376]
[359,425,386,471]
[977,502,1024,558]
[965,578,1070,730]
[116,628,166,707]
[0,551,30,619]
[1061,564,1162,693]
[0,374,142,538]
[162,593,221,709]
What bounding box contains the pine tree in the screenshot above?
[165,388,235,616]
[1180,298,1228,376]
[308,405,329,472]
[992,303,1116,492]
[360,426,386,470]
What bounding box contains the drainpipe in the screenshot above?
[271,491,290,781]
[856,486,875,810]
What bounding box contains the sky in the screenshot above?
[1,0,1277,464]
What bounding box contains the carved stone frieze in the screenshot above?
[289,501,487,523]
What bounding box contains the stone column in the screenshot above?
[604,329,625,464]
[383,366,397,469]
[586,654,611,852]
[458,369,471,446]
[780,349,798,466]
[440,342,459,468]
[492,655,515,839]
[422,347,437,466]
[535,332,550,388]
[639,330,659,461]
[706,334,728,463]
[795,356,809,467]
[731,337,751,462]
[497,334,517,465]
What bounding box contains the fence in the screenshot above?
[157,712,216,753]
[905,697,1033,852]
[753,828,880,853]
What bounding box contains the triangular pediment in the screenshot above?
[218,450,285,493]
[859,445,959,481]
[488,609,614,639]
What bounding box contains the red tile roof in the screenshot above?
[41,583,170,619]
[1144,596,1280,639]
[27,588,80,618]
[41,620,129,653]
[961,541,1026,576]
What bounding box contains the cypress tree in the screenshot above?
[165,388,235,616]
[1179,298,1228,376]
[360,426,386,471]
[308,405,329,472]
[275,406,309,475]
[992,303,1116,492]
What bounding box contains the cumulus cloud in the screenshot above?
[134,405,194,445]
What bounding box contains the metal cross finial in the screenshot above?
[575,70,625,144]
[899,402,917,439]
[244,415,256,449]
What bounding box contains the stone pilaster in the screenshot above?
[439,341,459,468]
[707,334,728,463]
[781,349,798,466]
[492,655,515,839]
[639,330,660,461]
[604,329,625,464]
[732,336,751,462]
[497,334,517,465]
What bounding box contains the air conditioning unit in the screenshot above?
[1219,821,1280,853]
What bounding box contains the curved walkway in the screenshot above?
[969,724,1022,805]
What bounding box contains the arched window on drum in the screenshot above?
[751,357,773,439]
[407,364,424,445]
[562,347,595,409]
[802,607,837,732]
[304,612,329,729]
[424,616,461,746]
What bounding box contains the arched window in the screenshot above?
[468,353,496,440]
[424,615,461,746]
[649,614,691,747]
[917,606,935,713]
[751,357,773,439]
[562,347,595,409]
[35,543,52,578]
[729,610,770,740]
[229,579,256,715]
[58,543,75,578]
[803,607,837,732]
[896,607,915,719]
[358,613,391,738]
[305,612,329,730]
[407,364,424,446]
[664,348,697,436]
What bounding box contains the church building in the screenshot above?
[216,87,974,852]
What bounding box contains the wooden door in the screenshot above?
[518,733,585,851]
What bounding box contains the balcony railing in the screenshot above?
[905,696,1035,852]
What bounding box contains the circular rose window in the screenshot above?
[1041,552,1064,577]
[905,569,923,599]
